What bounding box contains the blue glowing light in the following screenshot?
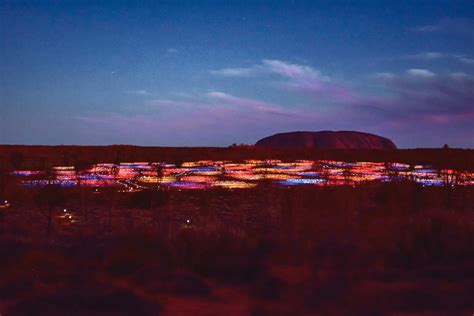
[278,178,326,186]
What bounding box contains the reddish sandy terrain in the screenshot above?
[1,180,473,315]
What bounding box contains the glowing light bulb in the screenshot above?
[63,209,67,212]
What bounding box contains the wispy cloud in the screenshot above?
[263,60,360,103]
[151,99,203,108]
[167,48,178,54]
[411,24,440,33]
[209,67,261,77]
[374,72,397,80]
[261,59,325,80]
[151,92,296,117]
[207,91,272,109]
[412,17,474,36]
[127,89,151,96]
[423,112,474,124]
[406,68,436,78]
[206,91,302,116]
[406,52,445,60]
[402,51,474,65]
[369,69,474,126]
[149,90,311,121]
[210,59,326,80]
[458,56,474,65]
[450,72,474,80]
[212,59,359,103]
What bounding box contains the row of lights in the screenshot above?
[0,200,10,209]
[59,208,75,223]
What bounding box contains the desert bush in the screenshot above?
[386,211,474,269]
[172,226,267,282]
[104,236,162,277]
[133,268,211,297]
[6,289,161,316]
[249,273,284,300]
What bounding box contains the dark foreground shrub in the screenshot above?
[134,268,212,297]
[387,212,474,268]
[249,273,284,300]
[173,227,267,283]
[6,289,161,316]
[0,278,32,300]
[104,237,162,277]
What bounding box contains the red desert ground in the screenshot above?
[0,130,473,315]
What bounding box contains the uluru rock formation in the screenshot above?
[255,131,397,150]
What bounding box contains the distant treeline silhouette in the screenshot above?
[1,144,473,171]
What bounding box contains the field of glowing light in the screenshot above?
[12,160,474,192]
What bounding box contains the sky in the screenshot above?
[1,1,474,148]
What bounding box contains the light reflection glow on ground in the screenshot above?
[12,160,474,190]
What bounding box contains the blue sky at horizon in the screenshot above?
[1,1,474,148]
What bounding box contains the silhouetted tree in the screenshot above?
[74,160,93,222]
[103,187,119,233]
[36,170,64,237]
[0,165,8,200]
